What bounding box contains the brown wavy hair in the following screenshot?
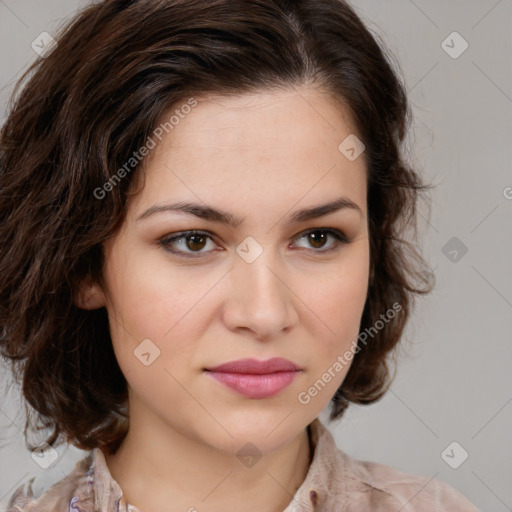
[0,0,434,455]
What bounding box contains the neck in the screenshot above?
[104,399,312,512]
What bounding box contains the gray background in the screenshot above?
[0,1,511,511]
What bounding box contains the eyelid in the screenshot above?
[158,230,220,258]
[158,227,350,258]
[292,227,349,246]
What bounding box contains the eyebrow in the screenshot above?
[136,196,362,227]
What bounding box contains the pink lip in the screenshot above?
[205,358,301,399]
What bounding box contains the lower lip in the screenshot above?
[206,371,299,399]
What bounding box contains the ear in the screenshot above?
[73,278,107,310]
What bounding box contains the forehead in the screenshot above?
[167,87,358,150]
[129,86,367,218]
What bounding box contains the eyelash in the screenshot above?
[158,228,349,259]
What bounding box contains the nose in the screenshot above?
[221,250,299,341]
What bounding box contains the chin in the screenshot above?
[192,406,314,455]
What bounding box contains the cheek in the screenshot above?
[103,249,218,373]
[102,263,205,414]
[308,247,369,336]
[298,244,369,382]
[294,261,368,412]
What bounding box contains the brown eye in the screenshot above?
[293,228,348,253]
[307,231,329,249]
[159,230,218,257]
[185,234,208,251]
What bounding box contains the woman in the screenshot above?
[0,0,480,510]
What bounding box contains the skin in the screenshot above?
[77,84,370,512]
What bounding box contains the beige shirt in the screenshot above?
[4,418,480,511]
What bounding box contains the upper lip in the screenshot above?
[205,357,301,374]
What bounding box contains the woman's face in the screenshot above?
[84,85,369,455]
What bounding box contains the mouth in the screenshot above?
[204,358,302,399]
